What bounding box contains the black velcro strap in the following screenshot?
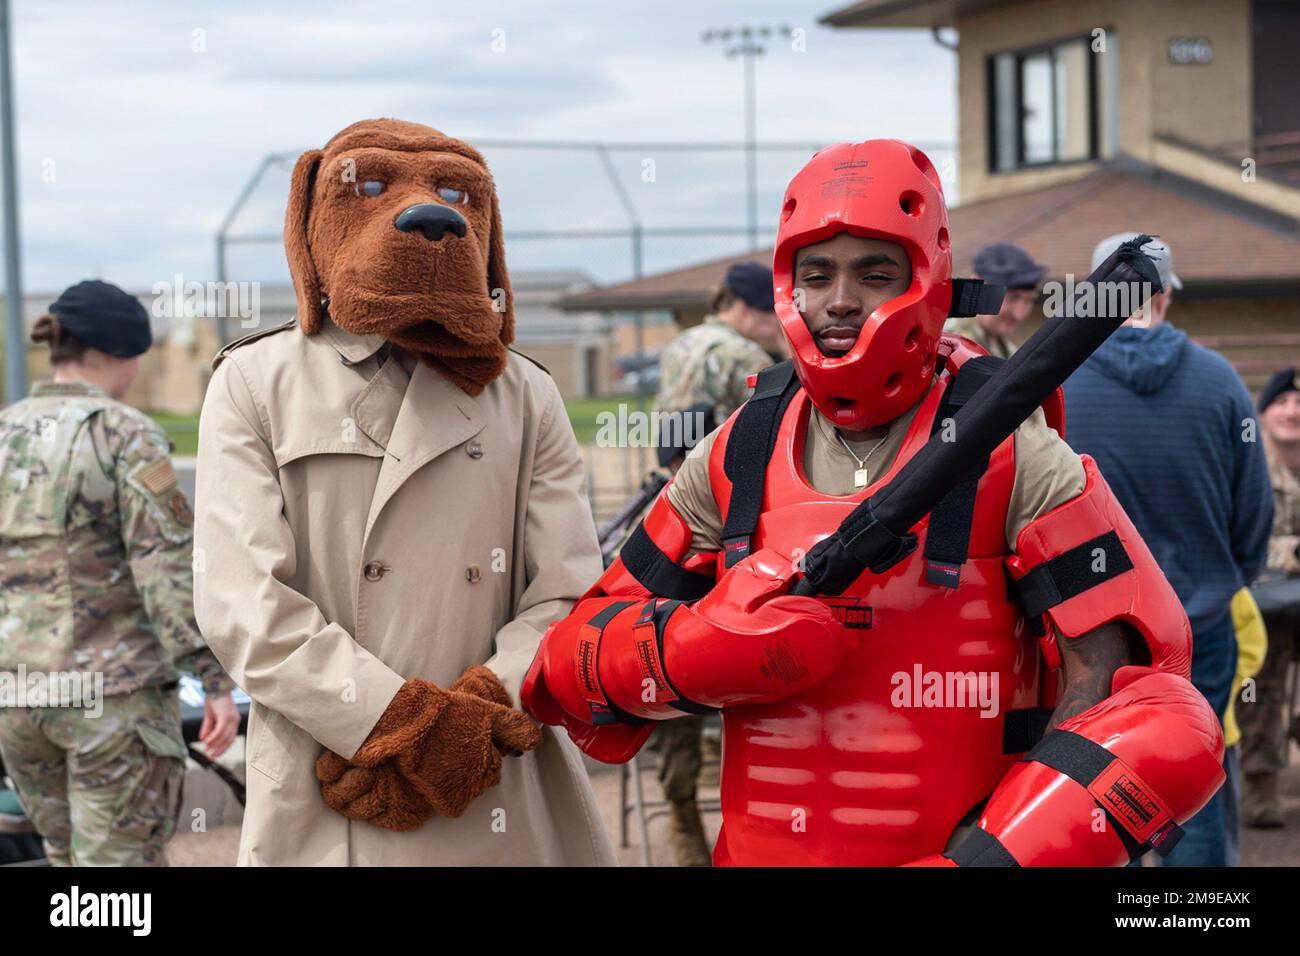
[581,600,647,727]
[648,599,718,716]
[799,501,918,596]
[1025,729,1183,860]
[721,361,801,568]
[923,356,1004,588]
[1010,530,1135,619]
[620,523,715,601]
[1001,707,1054,754]
[585,599,636,631]
[1027,728,1114,776]
[945,826,1020,867]
[949,277,1007,317]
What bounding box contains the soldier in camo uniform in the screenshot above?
[1242,368,1300,828]
[943,242,1048,359]
[650,262,778,866]
[656,262,784,423]
[0,280,238,866]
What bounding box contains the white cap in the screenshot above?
[1090,232,1182,291]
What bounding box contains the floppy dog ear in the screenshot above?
[284,148,324,335]
[487,188,515,346]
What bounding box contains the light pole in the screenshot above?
[702,24,792,251]
[0,0,24,403]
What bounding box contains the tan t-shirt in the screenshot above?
[667,379,1085,560]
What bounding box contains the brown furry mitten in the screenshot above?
[315,750,433,831]
[353,667,542,819]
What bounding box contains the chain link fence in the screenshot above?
[215,138,956,514]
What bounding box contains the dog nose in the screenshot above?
[394,203,468,242]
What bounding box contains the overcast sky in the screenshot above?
[10,0,955,293]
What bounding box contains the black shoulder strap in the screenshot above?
[719,361,801,568]
[922,355,1005,588]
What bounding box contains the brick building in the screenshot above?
[564,0,1300,391]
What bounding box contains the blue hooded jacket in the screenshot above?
[1063,323,1273,634]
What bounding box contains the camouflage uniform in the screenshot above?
[656,316,773,424]
[1240,436,1300,788]
[652,317,770,865]
[944,315,1016,359]
[0,381,232,865]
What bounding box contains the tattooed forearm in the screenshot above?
[1047,621,1131,731]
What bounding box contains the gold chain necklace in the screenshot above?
[834,429,890,489]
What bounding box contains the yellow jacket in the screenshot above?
[1226,588,1269,747]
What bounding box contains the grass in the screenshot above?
[565,394,650,444]
[147,412,201,457]
[147,394,644,456]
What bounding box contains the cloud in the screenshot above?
[10,0,954,291]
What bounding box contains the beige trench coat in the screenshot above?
[192,317,614,866]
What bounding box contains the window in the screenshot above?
[988,34,1101,172]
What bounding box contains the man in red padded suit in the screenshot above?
[523,140,1227,867]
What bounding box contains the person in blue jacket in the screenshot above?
[1064,232,1273,867]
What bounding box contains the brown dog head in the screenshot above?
[285,118,513,394]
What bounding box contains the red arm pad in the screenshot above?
[940,670,1224,866]
[522,548,846,743]
[521,486,717,762]
[601,548,847,714]
[582,486,716,600]
[1007,456,1192,679]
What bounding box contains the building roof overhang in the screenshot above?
[559,162,1300,313]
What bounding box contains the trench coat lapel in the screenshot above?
[348,355,408,450]
[363,359,484,542]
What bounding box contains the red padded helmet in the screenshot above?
[774,140,952,431]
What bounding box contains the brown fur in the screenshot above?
[316,666,542,828]
[315,750,433,831]
[285,118,514,395]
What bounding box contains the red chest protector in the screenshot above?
[703,336,1064,866]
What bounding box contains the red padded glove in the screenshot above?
[524,547,847,726]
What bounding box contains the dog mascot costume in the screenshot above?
[194,119,614,866]
[523,141,1226,866]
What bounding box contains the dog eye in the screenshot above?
[355,180,385,198]
[436,186,468,205]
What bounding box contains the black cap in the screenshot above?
[723,261,775,312]
[1259,367,1300,413]
[47,280,152,358]
[972,242,1048,290]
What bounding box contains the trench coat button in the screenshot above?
[466,440,483,459]
[465,565,481,583]
[363,561,389,582]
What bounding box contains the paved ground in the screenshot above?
[1239,758,1300,866]
[166,757,721,867]
[165,752,1299,867]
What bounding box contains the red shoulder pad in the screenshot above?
[1007,456,1191,679]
